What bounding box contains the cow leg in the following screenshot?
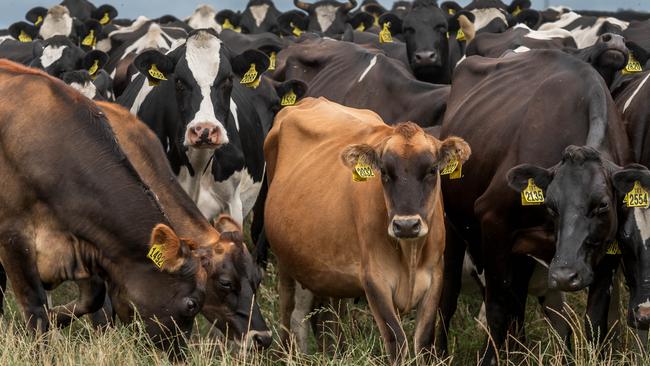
[0,230,48,333]
[251,177,268,268]
[89,290,115,328]
[291,282,315,353]
[507,255,535,348]
[585,255,619,345]
[51,275,106,328]
[313,297,345,355]
[539,291,571,344]
[278,265,297,350]
[0,264,6,316]
[364,275,407,363]
[415,261,444,356]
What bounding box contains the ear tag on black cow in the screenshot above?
[356,23,366,32]
[281,89,297,106]
[606,240,622,255]
[240,64,259,85]
[82,29,96,47]
[373,14,379,27]
[352,161,375,182]
[622,53,643,75]
[222,18,235,30]
[148,64,167,86]
[88,59,99,77]
[448,8,455,15]
[268,52,276,71]
[100,12,111,25]
[290,22,303,37]
[18,30,32,43]
[456,28,466,41]
[147,244,165,269]
[35,16,43,26]
[625,181,649,208]
[512,6,523,16]
[521,178,544,206]
[379,22,393,44]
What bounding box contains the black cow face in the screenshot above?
[508,146,619,292]
[240,0,282,34]
[566,33,629,87]
[30,35,108,79]
[294,0,357,34]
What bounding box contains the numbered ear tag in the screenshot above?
[622,53,643,75]
[512,6,522,16]
[448,8,455,15]
[240,63,259,85]
[280,89,297,106]
[81,29,96,47]
[521,178,545,206]
[356,23,366,32]
[268,52,277,71]
[100,12,111,25]
[148,63,167,81]
[222,18,235,30]
[625,181,650,208]
[352,161,375,182]
[606,240,621,255]
[18,30,32,43]
[147,244,165,268]
[88,59,99,76]
[440,159,463,180]
[456,28,466,41]
[290,22,302,37]
[379,22,393,43]
[35,16,43,26]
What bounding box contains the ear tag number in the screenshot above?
[606,240,622,255]
[379,22,393,43]
[18,30,32,43]
[456,28,466,41]
[240,63,258,85]
[290,22,302,37]
[521,178,544,206]
[82,29,96,47]
[88,59,99,77]
[512,6,522,16]
[352,161,375,182]
[147,244,164,268]
[100,12,111,25]
[35,16,43,26]
[281,89,297,106]
[622,53,643,75]
[268,52,276,71]
[625,181,649,208]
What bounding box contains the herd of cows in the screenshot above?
[2,0,650,364]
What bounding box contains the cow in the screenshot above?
[623,20,650,56]
[238,0,283,34]
[264,97,470,362]
[292,0,359,35]
[438,49,631,365]
[466,23,577,58]
[460,0,532,33]
[186,4,221,32]
[0,59,210,356]
[538,9,629,48]
[62,69,114,100]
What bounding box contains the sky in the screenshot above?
[1,0,649,28]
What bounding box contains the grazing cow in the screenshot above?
[265,97,470,362]
[538,9,629,48]
[292,0,359,35]
[0,60,209,356]
[438,49,631,365]
[238,0,283,34]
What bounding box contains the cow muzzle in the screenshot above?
[186,122,225,148]
[413,51,441,67]
[389,215,428,239]
[633,300,650,327]
[548,265,592,291]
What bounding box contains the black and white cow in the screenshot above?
[538,9,629,48]
[237,0,283,34]
[62,69,114,100]
[466,23,576,57]
[186,4,221,32]
[292,0,359,35]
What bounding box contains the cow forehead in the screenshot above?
[405,8,446,26]
[471,8,507,31]
[384,130,436,157]
[315,5,339,32]
[184,33,223,86]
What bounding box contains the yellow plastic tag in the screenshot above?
[35,15,43,26]
[512,6,522,16]
[88,59,99,76]
[147,244,164,268]
[356,23,365,32]
[352,161,375,182]
[290,22,302,37]
[240,64,258,84]
[379,22,392,43]
[521,178,545,206]
[280,89,297,106]
[625,181,649,208]
[222,18,235,30]
[245,77,261,89]
[448,8,455,15]
[457,28,466,41]
[622,54,643,75]
[268,52,276,71]
[99,12,111,25]
[606,240,621,255]
[148,64,167,81]
[441,159,459,175]
[18,30,32,43]
[373,14,379,27]
[82,29,96,47]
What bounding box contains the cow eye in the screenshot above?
[592,201,609,216]
[184,298,199,316]
[546,207,558,217]
[218,279,232,289]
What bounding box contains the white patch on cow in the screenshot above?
[229,98,240,131]
[358,55,377,82]
[39,6,73,40]
[634,208,650,250]
[40,45,67,68]
[515,23,573,40]
[513,45,531,53]
[121,23,172,61]
[640,298,650,309]
[455,55,466,68]
[95,38,112,53]
[539,11,581,31]
[184,32,229,147]
[471,8,507,32]
[623,72,650,113]
[527,254,549,268]
[315,5,338,32]
[69,82,97,99]
[130,78,154,115]
[547,6,571,13]
[0,35,13,44]
[187,4,221,32]
[109,16,150,37]
[197,168,262,224]
[538,11,628,48]
[249,4,270,27]
[177,148,214,201]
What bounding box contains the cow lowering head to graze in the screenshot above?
[293,0,357,34]
[265,97,470,362]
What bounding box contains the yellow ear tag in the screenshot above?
[512,6,522,16]
[373,14,379,27]
[352,161,375,182]
[88,59,99,76]
[35,16,43,26]
[100,12,111,25]
[268,52,276,71]
[240,63,258,85]
[625,181,649,208]
[82,29,95,47]
[441,159,463,179]
[280,89,297,106]
[379,22,393,43]
[18,30,32,43]
[222,18,235,30]
[290,22,302,37]
[457,28,466,41]
[234,26,242,33]
[521,178,545,206]
[606,240,622,255]
[356,22,366,32]
[148,63,167,81]
[147,244,165,268]
[622,53,643,75]
[448,8,455,15]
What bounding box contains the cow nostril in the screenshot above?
[194,126,203,134]
[253,333,272,348]
[602,34,611,42]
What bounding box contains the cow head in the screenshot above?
[30,36,109,79]
[293,0,357,34]
[565,33,629,87]
[39,5,74,40]
[341,122,470,239]
[25,7,48,28]
[239,0,283,34]
[507,146,619,291]
[186,4,221,32]
[199,216,272,349]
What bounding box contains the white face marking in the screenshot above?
[634,208,650,250]
[187,5,221,32]
[624,73,650,113]
[121,23,172,60]
[39,9,73,39]
[40,45,67,68]
[470,8,507,32]
[95,38,112,53]
[229,98,240,131]
[130,76,155,115]
[183,33,229,147]
[315,5,338,32]
[358,55,377,83]
[249,4,270,27]
[69,81,97,99]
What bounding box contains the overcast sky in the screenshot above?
[1,1,649,28]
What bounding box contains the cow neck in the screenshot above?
[584,78,627,164]
[396,237,426,311]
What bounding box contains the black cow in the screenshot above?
[293,0,359,34]
[623,20,650,56]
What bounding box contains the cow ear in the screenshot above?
[441,1,462,16]
[148,224,191,273]
[92,4,118,26]
[514,9,541,29]
[341,144,381,171]
[612,165,650,196]
[275,79,308,107]
[348,12,374,32]
[79,20,102,49]
[626,41,650,69]
[507,0,532,15]
[232,49,270,82]
[378,13,402,35]
[507,164,553,192]
[134,50,175,86]
[216,10,242,32]
[9,21,38,42]
[83,50,109,77]
[438,136,471,167]
[277,10,308,37]
[25,7,48,27]
[213,214,243,234]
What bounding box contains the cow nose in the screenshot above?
[392,218,421,238]
[549,268,582,291]
[252,332,272,349]
[598,33,626,50]
[636,302,650,324]
[187,123,221,147]
[414,51,439,65]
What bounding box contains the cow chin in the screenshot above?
[388,214,429,240]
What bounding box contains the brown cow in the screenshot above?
[264,97,470,362]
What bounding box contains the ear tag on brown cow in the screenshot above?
[82,29,96,47]
[88,59,100,77]
[622,53,643,75]
[441,159,459,176]
[240,63,258,85]
[456,28,466,41]
[147,244,165,268]
[100,12,111,25]
[356,22,366,32]
[512,6,523,16]
[18,30,32,43]
[625,181,649,208]
[521,178,545,206]
[352,161,375,182]
[268,52,276,71]
[280,89,297,106]
[379,22,393,43]
[606,240,622,255]
[290,22,303,37]
[35,16,43,26]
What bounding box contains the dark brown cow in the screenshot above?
[265,97,470,362]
